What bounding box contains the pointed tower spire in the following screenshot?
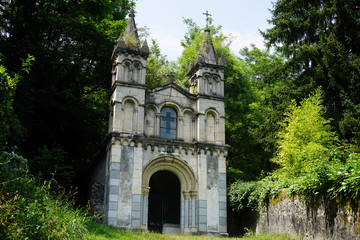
[112,7,149,59]
[123,8,140,50]
[218,52,227,67]
[188,11,227,97]
[195,28,218,65]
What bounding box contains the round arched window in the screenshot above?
[160,107,177,139]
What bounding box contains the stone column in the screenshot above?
[215,118,219,143]
[178,116,183,139]
[183,191,191,234]
[192,116,196,141]
[112,102,122,132]
[115,62,122,82]
[134,107,138,134]
[190,191,197,232]
[155,113,160,137]
[141,186,150,231]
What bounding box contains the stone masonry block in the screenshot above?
[110,170,120,179]
[219,189,226,197]
[219,202,226,210]
[108,201,118,211]
[132,194,141,203]
[198,200,207,208]
[219,217,227,225]
[132,210,141,219]
[199,224,207,232]
[199,215,207,224]
[109,194,118,202]
[107,217,117,226]
[132,202,141,211]
[132,219,141,228]
[219,180,226,189]
[111,162,121,171]
[219,225,227,233]
[109,186,119,194]
[219,173,226,182]
[219,210,226,217]
[199,208,207,216]
[108,210,118,218]
[109,179,119,186]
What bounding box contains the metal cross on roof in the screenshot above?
[203,10,212,26]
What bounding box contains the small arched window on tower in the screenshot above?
[160,107,177,139]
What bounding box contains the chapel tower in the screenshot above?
[91,8,228,236]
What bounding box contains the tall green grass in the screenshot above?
[0,152,91,239]
[85,221,295,240]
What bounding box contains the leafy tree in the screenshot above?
[145,39,173,88]
[0,0,131,193]
[229,46,292,180]
[272,88,335,177]
[0,54,34,150]
[262,0,360,144]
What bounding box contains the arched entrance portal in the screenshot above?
[148,171,180,232]
[142,156,197,233]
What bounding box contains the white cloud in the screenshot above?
[223,29,267,54]
[148,32,184,61]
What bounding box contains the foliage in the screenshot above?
[272,89,335,177]
[0,152,92,240]
[0,54,34,149]
[30,145,75,187]
[145,39,173,89]
[227,46,292,181]
[229,91,360,211]
[229,142,360,211]
[262,0,360,144]
[0,0,131,193]
[85,221,294,239]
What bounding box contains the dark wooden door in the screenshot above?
[148,171,180,232]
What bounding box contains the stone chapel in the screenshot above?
[91,8,228,236]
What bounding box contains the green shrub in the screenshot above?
[0,152,92,239]
[229,142,360,211]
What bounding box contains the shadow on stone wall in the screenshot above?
[227,204,259,237]
[255,196,360,240]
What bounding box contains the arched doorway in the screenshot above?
[148,171,180,233]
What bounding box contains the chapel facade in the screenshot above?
[91,8,228,236]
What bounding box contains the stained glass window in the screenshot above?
[160,107,177,139]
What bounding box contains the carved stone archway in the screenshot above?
[141,155,198,233]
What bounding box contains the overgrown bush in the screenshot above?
[229,90,360,211]
[0,152,92,239]
[229,142,360,211]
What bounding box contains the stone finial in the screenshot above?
[123,8,140,50]
[218,52,227,67]
[187,60,194,75]
[195,28,218,65]
[141,39,150,55]
[112,7,149,58]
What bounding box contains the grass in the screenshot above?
[84,221,296,240]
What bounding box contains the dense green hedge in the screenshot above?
[229,143,360,211]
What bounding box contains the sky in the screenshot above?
[134,0,274,61]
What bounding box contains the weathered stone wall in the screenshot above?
[90,182,104,220]
[256,195,360,240]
